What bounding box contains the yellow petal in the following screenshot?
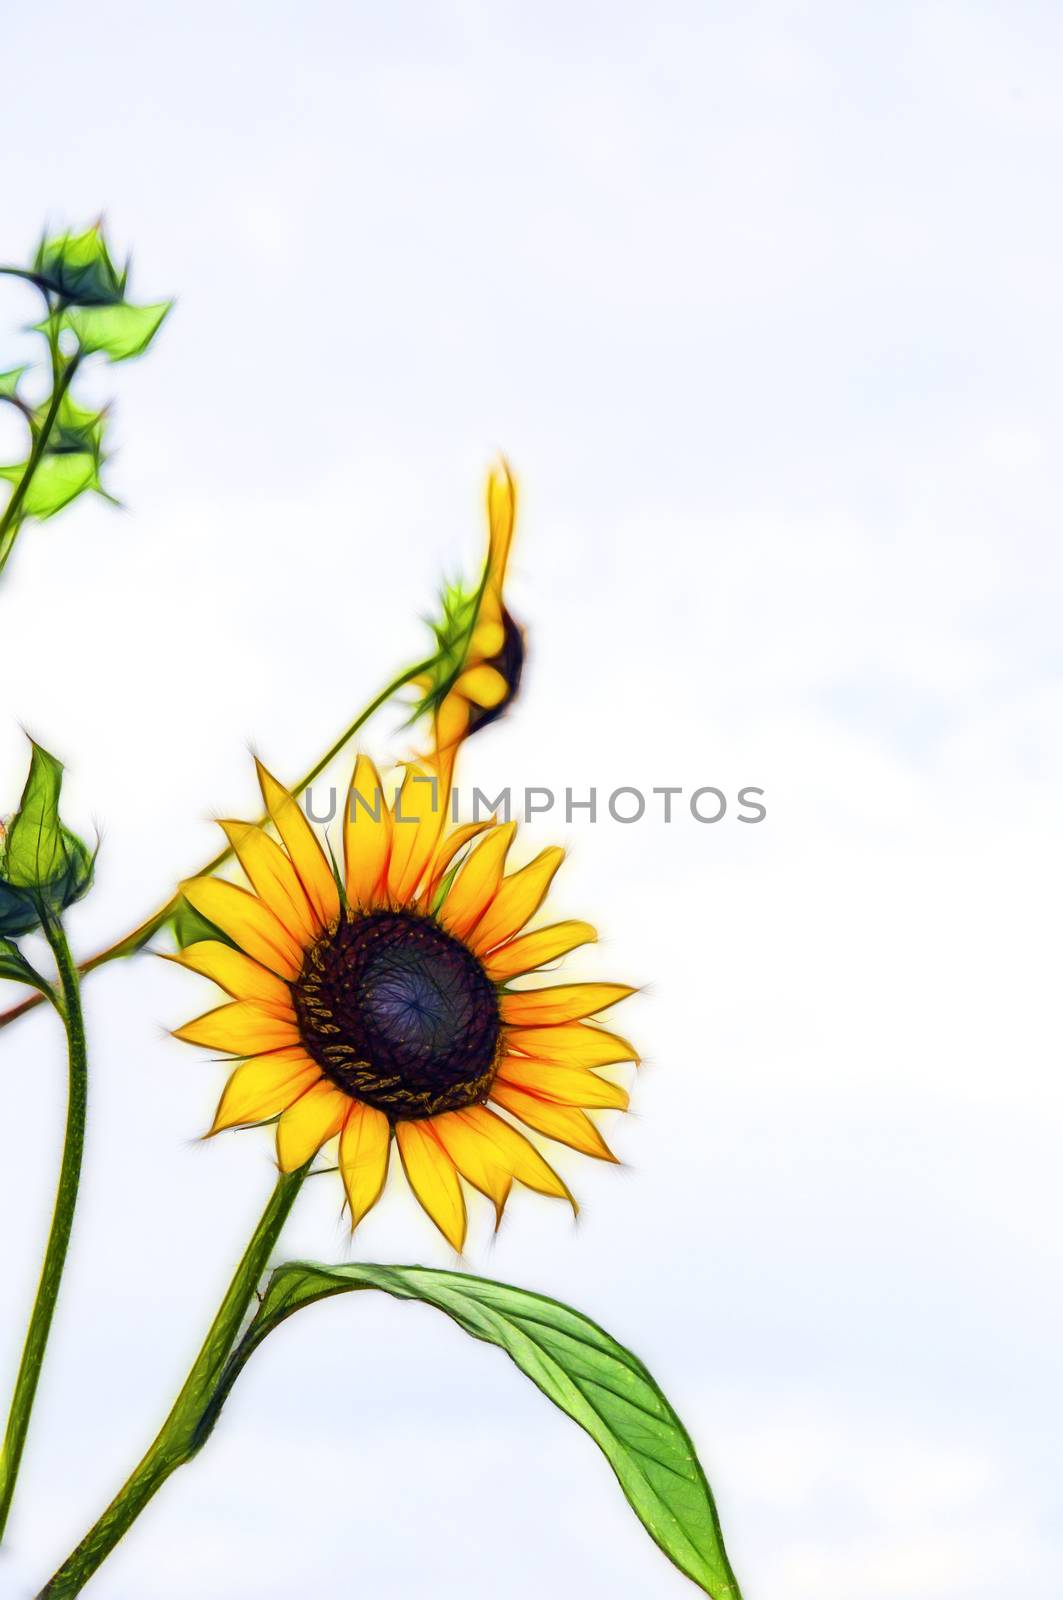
[219,821,317,944]
[453,663,507,709]
[500,982,635,1027]
[338,1101,392,1229]
[468,620,505,660]
[470,847,565,953]
[495,1056,630,1111]
[174,1001,300,1055]
[484,920,598,981]
[167,942,294,1011]
[489,1084,617,1162]
[454,1105,574,1208]
[256,760,340,930]
[387,761,447,903]
[275,1080,350,1172]
[344,754,392,909]
[439,821,517,940]
[431,1110,513,1224]
[210,1050,321,1133]
[504,1021,638,1068]
[423,819,492,905]
[485,459,516,597]
[181,877,303,980]
[395,1120,467,1251]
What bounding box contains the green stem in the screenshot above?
[37,1167,306,1598]
[0,652,438,1034]
[0,338,80,579]
[0,915,87,1540]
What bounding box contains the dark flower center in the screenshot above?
[293,910,501,1119]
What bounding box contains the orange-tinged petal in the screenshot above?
[174,1000,300,1056]
[166,942,294,1012]
[344,753,392,909]
[256,760,340,929]
[485,459,516,597]
[219,820,317,944]
[439,821,517,940]
[504,1021,638,1068]
[470,846,565,953]
[490,1084,617,1162]
[499,982,635,1026]
[423,819,492,905]
[469,620,505,659]
[209,1050,320,1133]
[495,1056,630,1111]
[276,1080,350,1172]
[339,1101,391,1229]
[454,1105,575,1209]
[387,762,448,902]
[484,920,598,981]
[395,1120,467,1251]
[454,663,507,709]
[431,1110,512,1224]
[180,877,303,980]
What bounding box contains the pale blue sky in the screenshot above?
[1,4,1061,1597]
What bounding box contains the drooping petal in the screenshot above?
[431,1110,512,1224]
[219,820,317,944]
[387,762,448,903]
[344,753,392,909]
[489,1083,617,1161]
[180,877,303,980]
[174,1000,301,1056]
[339,1101,391,1229]
[470,847,565,953]
[209,1049,321,1133]
[504,1021,639,1068]
[483,920,598,981]
[395,1120,467,1251]
[166,941,294,1012]
[256,759,340,929]
[495,1056,630,1110]
[276,1080,350,1172]
[499,982,635,1027]
[439,821,517,940]
[454,1104,575,1209]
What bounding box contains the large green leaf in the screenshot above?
[0,452,98,519]
[62,300,172,361]
[211,1263,743,1598]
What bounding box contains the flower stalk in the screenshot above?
[0,913,87,1539]
[38,1167,306,1597]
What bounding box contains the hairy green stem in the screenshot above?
[0,339,80,578]
[0,915,87,1540]
[0,652,438,1034]
[37,1167,306,1597]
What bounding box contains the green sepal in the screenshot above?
[171,895,238,951]
[0,937,53,995]
[0,366,27,399]
[0,741,94,935]
[61,300,172,362]
[202,1263,743,1599]
[31,224,127,307]
[0,453,99,519]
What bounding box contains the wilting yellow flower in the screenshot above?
[416,461,525,773]
[172,754,635,1250]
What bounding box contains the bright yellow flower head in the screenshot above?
[172,753,636,1251]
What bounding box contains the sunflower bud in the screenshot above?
[32,223,127,306]
[414,461,525,761]
[0,742,94,937]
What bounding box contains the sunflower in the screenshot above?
[413,461,525,767]
[172,754,636,1250]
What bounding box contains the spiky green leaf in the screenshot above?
[0,453,98,519]
[63,300,172,362]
